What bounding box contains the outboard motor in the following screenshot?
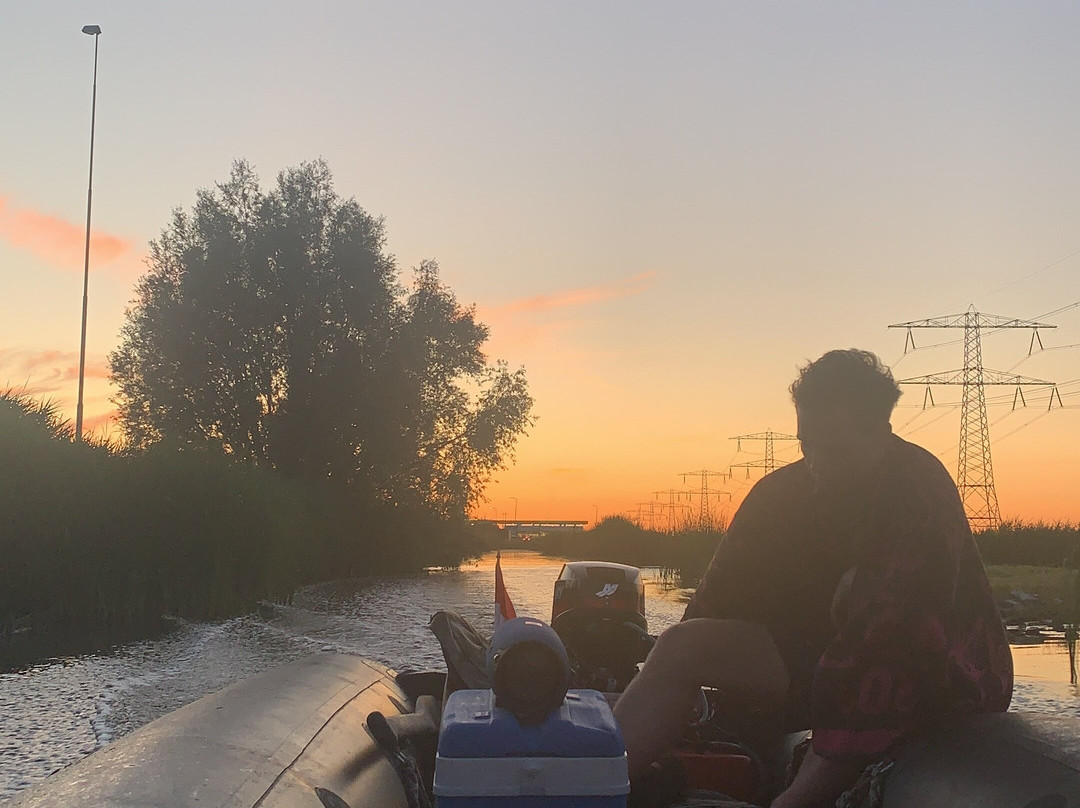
[550,562,653,692]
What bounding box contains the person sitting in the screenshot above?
[613,349,1013,807]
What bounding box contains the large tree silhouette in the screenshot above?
[110,160,532,518]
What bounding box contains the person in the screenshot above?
[613,349,1013,808]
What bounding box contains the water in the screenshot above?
[1,550,1077,802]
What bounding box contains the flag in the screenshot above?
[494,550,517,628]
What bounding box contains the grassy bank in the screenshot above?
[977,521,1079,625]
[528,517,1079,626]
[985,565,1080,626]
[1,393,473,671]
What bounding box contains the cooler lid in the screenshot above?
[437,689,625,759]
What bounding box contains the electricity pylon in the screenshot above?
[633,502,661,530]
[653,489,695,534]
[889,305,1057,530]
[729,431,799,479]
[678,470,731,530]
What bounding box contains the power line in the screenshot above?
[973,249,1080,305]
[728,431,799,479]
[678,469,731,530]
[652,489,695,534]
[889,305,1057,530]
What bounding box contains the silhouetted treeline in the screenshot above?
[0,393,475,670]
[975,520,1080,567]
[530,517,720,585]
[529,516,1080,590]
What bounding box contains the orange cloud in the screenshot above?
[0,194,132,271]
[492,272,656,317]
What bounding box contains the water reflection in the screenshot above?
[0,550,1074,803]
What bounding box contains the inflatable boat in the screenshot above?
[8,561,1080,808]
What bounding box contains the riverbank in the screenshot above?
[987,564,1079,626]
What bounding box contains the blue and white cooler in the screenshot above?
[433,687,629,807]
[433,616,629,807]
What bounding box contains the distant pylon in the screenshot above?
[653,489,694,534]
[678,470,730,530]
[889,305,1057,530]
[729,431,799,479]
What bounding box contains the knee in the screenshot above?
[644,619,733,683]
[647,618,789,698]
[650,619,705,658]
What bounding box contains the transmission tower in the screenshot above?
[624,502,658,530]
[678,470,731,530]
[889,305,1057,530]
[653,489,695,534]
[729,431,799,479]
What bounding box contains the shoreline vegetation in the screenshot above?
[0,392,484,671]
[525,516,1080,628]
[4,392,1077,671]
[4,388,1075,674]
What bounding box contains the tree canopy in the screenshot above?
[110,160,533,519]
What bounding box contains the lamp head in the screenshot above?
[82,25,102,35]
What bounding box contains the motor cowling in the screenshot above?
[550,562,652,691]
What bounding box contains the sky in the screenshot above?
[3,2,1079,526]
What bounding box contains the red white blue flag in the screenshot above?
[494,550,517,628]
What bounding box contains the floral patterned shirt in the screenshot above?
[683,434,1013,760]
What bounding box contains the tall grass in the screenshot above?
[0,392,470,670]
[975,519,1080,567]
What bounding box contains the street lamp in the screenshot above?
[75,24,102,442]
[509,496,518,521]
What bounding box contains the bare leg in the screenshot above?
[613,618,789,777]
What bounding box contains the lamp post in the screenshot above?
[509,496,518,521]
[75,24,101,442]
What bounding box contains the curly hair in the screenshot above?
[789,349,901,427]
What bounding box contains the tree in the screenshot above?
[110,160,533,519]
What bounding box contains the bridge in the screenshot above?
[470,519,587,540]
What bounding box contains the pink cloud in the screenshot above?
[0,348,109,397]
[493,272,656,316]
[0,194,132,271]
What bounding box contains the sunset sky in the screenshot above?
[3,3,1079,525]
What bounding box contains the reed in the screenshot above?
[0,392,473,670]
[975,519,1080,567]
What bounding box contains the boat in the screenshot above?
[6,651,443,808]
[7,561,1080,808]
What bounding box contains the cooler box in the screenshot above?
[433,688,629,807]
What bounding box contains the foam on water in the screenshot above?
[1,553,1076,803]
